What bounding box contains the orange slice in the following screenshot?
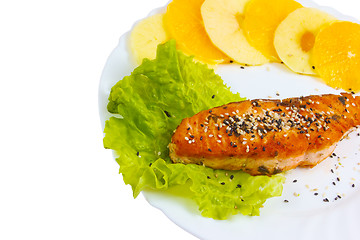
[312,21,360,92]
[164,0,230,64]
[242,0,302,62]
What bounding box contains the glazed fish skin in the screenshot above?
[168,93,360,176]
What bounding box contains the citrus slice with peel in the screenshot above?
[201,0,269,65]
[164,0,230,64]
[129,14,169,65]
[274,8,336,75]
[243,0,302,62]
[312,21,360,92]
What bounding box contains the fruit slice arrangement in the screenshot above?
[128,0,360,92]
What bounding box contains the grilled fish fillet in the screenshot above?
[168,93,360,175]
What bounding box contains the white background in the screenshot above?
[0,0,359,239]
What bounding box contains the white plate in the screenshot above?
[99,2,360,239]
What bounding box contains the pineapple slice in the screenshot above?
[201,0,269,65]
[129,14,169,65]
[274,8,336,75]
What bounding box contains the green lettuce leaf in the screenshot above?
[103,40,284,220]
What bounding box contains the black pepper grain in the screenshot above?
[164,110,171,117]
